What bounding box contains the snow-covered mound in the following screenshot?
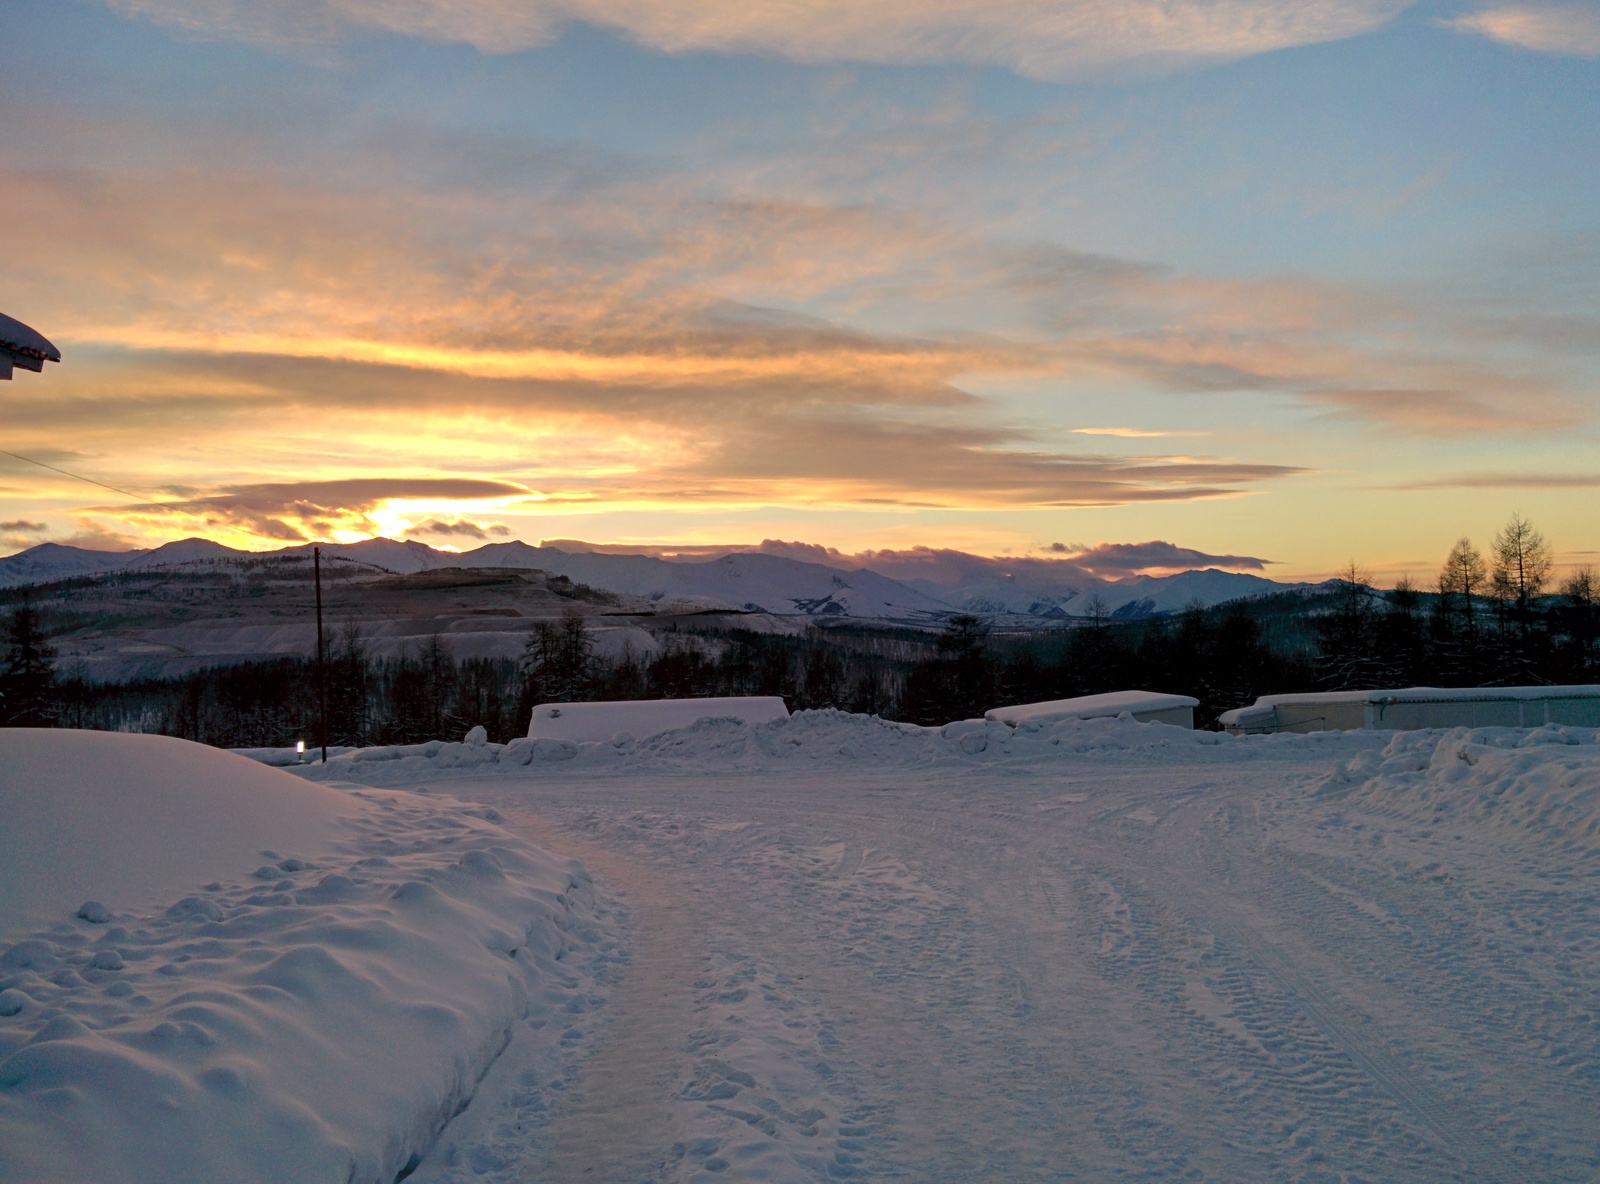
[0,731,359,934]
[0,731,598,1184]
[526,696,790,741]
[278,709,1378,786]
[1319,724,1600,856]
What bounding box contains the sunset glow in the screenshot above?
[2,2,1597,582]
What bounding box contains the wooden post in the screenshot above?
[315,546,327,763]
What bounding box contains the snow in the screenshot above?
[0,731,603,1184]
[0,732,359,934]
[525,696,791,742]
[986,689,1199,727]
[275,712,1600,1182]
[10,713,1600,1182]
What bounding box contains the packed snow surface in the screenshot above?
[252,712,1600,1182]
[0,731,602,1184]
[11,716,1600,1182]
[526,696,791,742]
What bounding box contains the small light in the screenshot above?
[296,740,305,763]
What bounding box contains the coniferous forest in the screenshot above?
[3,516,1597,743]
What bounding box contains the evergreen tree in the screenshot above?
[1553,568,1598,681]
[0,601,57,727]
[1375,577,1427,685]
[899,614,996,725]
[1314,564,1383,689]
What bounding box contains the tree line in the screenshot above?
[3,513,1596,739]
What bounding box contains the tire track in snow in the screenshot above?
[1143,792,1539,1184]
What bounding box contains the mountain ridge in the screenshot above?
[0,537,1303,620]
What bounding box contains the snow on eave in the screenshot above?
[1371,684,1600,704]
[986,689,1199,726]
[0,311,61,362]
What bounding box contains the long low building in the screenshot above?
[987,690,1199,730]
[527,696,790,742]
[1219,685,1600,734]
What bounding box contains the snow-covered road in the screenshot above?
[390,729,1600,1183]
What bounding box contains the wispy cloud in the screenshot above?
[107,0,1410,77]
[1071,427,1207,438]
[1448,5,1600,56]
[1391,471,1600,490]
[1299,387,1581,434]
[103,478,532,542]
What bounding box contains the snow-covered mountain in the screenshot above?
[1061,569,1300,619]
[461,543,953,619]
[0,537,1300,620]
[0,542,146,585]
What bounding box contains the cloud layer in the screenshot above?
[110,0,1409,76]
[1450,5,1600,57]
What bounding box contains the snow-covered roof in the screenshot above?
[1371,685,1600,703]
[1218,684,1600,726]
[0,311,60,362]
[986,689,1199,726]
[527,696,790,742]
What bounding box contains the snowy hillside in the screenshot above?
[0,731,605,1184]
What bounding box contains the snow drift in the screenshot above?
[525,695,790,742]
[273,708,1381,788]
[0,731,598,1184]
[1319,724,1600,856]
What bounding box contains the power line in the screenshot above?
[0,447,154,503]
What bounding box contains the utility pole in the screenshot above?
[314,546,328,763]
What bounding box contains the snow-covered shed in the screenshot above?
[1219,685,1600,734]
[1367,686,1600,730]
[526,696,790,742]
[1217,691,1371,735]
[986,690,1199,730]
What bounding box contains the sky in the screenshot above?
[1,0,1597,583]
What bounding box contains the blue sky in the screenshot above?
[2,1,1597,580]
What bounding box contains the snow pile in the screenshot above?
[1319,724,1600,855]
[0,731,598,1184]
[274,709,1383,785]
[2,733,359,935]
[526,696,790,742]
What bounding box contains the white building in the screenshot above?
[1219,685,1600,734]
[987,690,1199,730]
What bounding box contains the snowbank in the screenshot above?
[1,731,359,934]
[986,690,1198,729]
[273,708,1381,787]
[1319,724,1600,854]
[0,731,598,1184]
[526,696,790,742]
